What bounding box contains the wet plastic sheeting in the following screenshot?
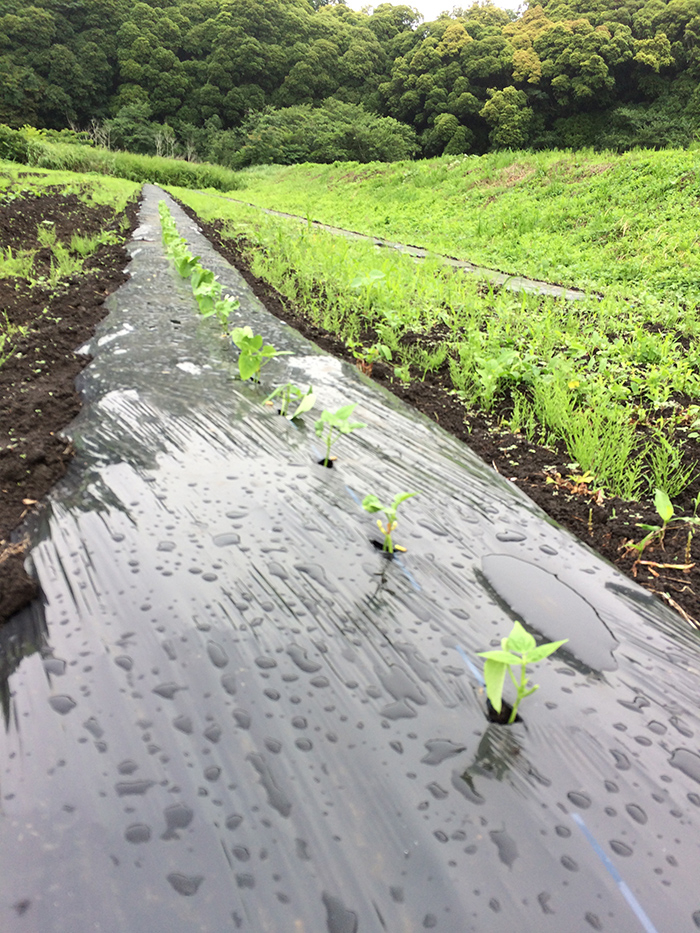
[1,185,700,932]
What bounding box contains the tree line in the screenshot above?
[1,0,698,165]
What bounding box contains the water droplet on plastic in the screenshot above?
[567,791,591,809]
[221,672,236,695]
[489,829,518,867]
[206,641,228,668]
[294,562,337,592]
[117,760,138,775]
[167,873,203,896]
[495,530,526,543]
[173,715,193,734]
[49,696,76,715]
[287,644,321,673]
[626,804,648,824]
[125,823,151,844]
[618,695,649,712]
[427,782,448,800]
[670,748,700,783]
[43,657,66,676]
[213,533,240,547]
[204,723,222,743]
[422,739,466,765]
[153,683,184,699]
[296,838,311,860]
[116,780,155,797]
[233,710,251,729]
[248,753,292,817]
[611,749,630,770]
[322,892,358,933]
[83,717,104,739]
[610,840,633,857]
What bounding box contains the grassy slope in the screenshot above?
[235,149,700,301]
[0,159,140,211]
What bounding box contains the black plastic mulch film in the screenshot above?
[1,186,699,933]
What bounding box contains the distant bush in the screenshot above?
[0,124,243,192]
[229,100,418,169]
[0,124,29,162]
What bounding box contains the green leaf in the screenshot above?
[476,649,521,666]
[338,419,367,434]
[334,403,358,420]
[291,390,316,418]
[524,639,568,663]
[231,326,253,349]
[362,494,383,514]
[483,658,507,713]
[504,620,536,654]
[392,491,417,509]
[654,488,674,524]
[196,295,215,316]
[238,352,259,381]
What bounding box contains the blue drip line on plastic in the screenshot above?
[455,644,485,686]
[345,485,361,505]
[571,813,660,933]
[393,555,421,592]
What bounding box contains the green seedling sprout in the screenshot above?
[477,621,568,724]
[346,339,392,376]
[637,487,675,549]
[264,382,316,419]
[314,404,366,466]
[626,487,700,566]
[362,491,417,553]
[230,325,290,382]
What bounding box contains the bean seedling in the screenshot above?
[477,621,567,724]
[346,338,392,376]
[230,326,290,382]
[264,382,316,419]
[315,404,366,466]
[362,491,417,553]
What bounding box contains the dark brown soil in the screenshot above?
[0,185,139,622]
[2,185,699,631]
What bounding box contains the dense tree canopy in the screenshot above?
[0,0,698,163]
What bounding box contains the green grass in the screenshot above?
[171,185,700,501]
[0,158,141,213]
[234,149,700,303]
[3,133,244,193]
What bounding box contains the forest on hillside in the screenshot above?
[1,0,699,164]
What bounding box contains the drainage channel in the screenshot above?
[216,194,594,302]
[1,184,699,933]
